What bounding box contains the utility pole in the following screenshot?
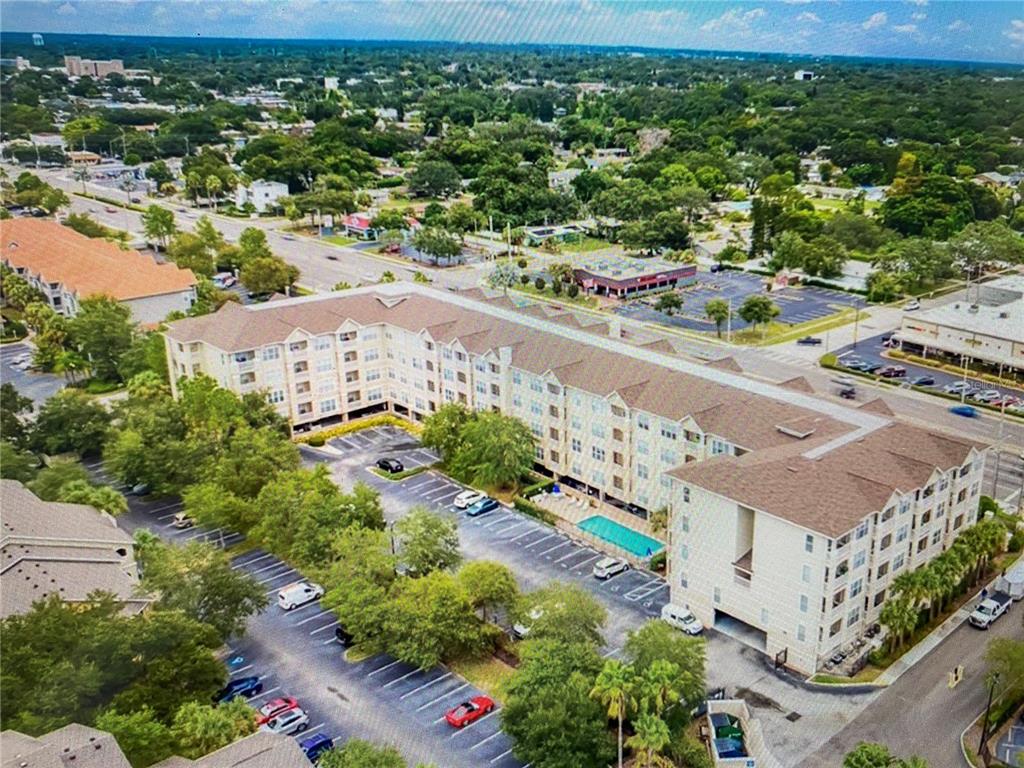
[727,297,732,343]
[978,672,1000,761]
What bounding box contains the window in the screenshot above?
[917,536,928,553]
[368,388,383,402]
[571,438,582,454]
[364,349,379,362]
[829,619,842,638]
[267,390,285,404]
[512,371,522,384]
[710,439,729,456]
[530,378,543,393]
[637,414,650,431]
[316,358,335,373]
[881,506,895,522]
[592,446,606,462]
[893,553,905,571]
[797,624,806,642]
[713,587,721,604]
[874,590,886,607]
[896,525,909,543]
[591,423,605,439]
[832,589,846,607]
[361,329,378,341]
[880,533,892,551]
[801,564,811,583]
[683,487,690,504]
[836,560,849,578]
[953,514,964,530]
[637,440,649,455]
[931,529,942,545]
[804,534,814,554]
[591,469,605,485]
[853,550,866,570]
[799,594,809,613]
[262,346,280,361]
[660,423,678,440]
[317,379,335,394]
[314,336,331,351]
[855,520,869,540]
[848,607,861,626]
[920,510,931,525]
[899,498,911,515]
[660,449,678,465]
[937,501,946,518]
[320,398,337,413]
[591,399,605,414]
[530,401,542,416]
[681,515,690,533]
[679,572,688,588]
[679,544,689,561]
[637,464,649,480]
[571,415,582,430]
[549,427,559,441]
[876,561,890,578]
[761,608,769,625]
[850,578,863,598]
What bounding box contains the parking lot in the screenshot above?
[1,342,65,404]
[997,721,1024,767]
[614,269,864,332]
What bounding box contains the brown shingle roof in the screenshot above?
[778,375,815,394]
[0,218,196,302]
[860,397,896,416]
[706,356,743,373]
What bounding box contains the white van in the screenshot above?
[660,604,704,636]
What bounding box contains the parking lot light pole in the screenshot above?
[978,671,1000,760]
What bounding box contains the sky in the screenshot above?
[4,0,1024,64]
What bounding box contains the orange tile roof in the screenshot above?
[0,218,196,302]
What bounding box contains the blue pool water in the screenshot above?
[577,515,664,558]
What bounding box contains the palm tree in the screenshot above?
[73,165,91,194]
[625,713,673,768]
[637,660,680,716]
[205,175,223,212]
[879,593,917,653]
[590,659,636,768]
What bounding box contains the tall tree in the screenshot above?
[704,298,730,338]
[170,699,255,759]
[141,205,176,251]
[394,506,461,576]
[30,390,111,456]
[68,296,136,383]
[421,402,476,463]
[590,659,636,768]
[1,382,33,447]
[448,411,535,491]
[457,561,519,623]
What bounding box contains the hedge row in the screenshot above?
[520,477,556,499]
[293,413,422,444]
[369,465,430,482]
[512,495,557,525]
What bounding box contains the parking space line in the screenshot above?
[523,533,558,550]
[368,659,403,677]
[158,510,184,521]
[602,647,621,658]
[598,569,633,586]
[416,682,468,711]
[626,581,668,601]
[450,709,499,738]
[257,568,297,585]
[571,554,603,571]
[430,489,461,504]
[490,748,515,764]
[304,722,326,737]
[469,729,506,750]
[310,620,339,636]
[248,560,289,576]
[265,579,299,595]
[493,520,528,536]
[480,514,513,529]
[144,502,182,515]
[509,527,540,543]
[401,671,452,699]
[555,547,593,564]
[623,577,663,598]
[382,667,426,689]
[537,540,572,558]
[230,664,253,676]
[292,609,331,627]
[182,527,220,541]
[424,486,456,500]
[232,552,274,569]
[259,686,280,698]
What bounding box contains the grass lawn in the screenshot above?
[810,666,883,685]
[561,237,615,253]
[450,655,517,700]
[729,307,867,346]
[511,284,598,308]
[324,234,359,247]
[369,465,430,482]
[811,197,881,213]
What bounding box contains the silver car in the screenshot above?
[592,557,630,580]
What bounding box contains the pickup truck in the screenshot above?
[969,592,1011,629]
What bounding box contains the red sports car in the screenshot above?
[256,696,299,725]
[445,695,495,728]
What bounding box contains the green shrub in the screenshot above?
[534,276,546,291]
[292,414,420,443]
[307,434,326,447]
[519,274,530,285]
[979,496,1000,516]
[517,258,528,269]
[567,283,580,299]
[649,551,667,572]
[520,478,555,498]
[513,496,556,525]
[1008,531,1023,553]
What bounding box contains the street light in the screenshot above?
[978,671,1001,760]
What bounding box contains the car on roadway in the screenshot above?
[129,196,141,204]
[949,405,979,418]
[326,255,338,261]
[860,362,883,374]
[212,272,237,288]
[299,734,334,763]
[260,706,310,735]
[593,557,630,580]
[277,581,325,610]
[909,375,936,387]
[903,299,921,311]
[282,233,296,241]
[453,489,487,509]
[376,457,404,474]
[877,365,906,378]
[465,497,500,517]
[334,625,354,647]
[661,604,704,636]
[177,207,188,213]
[839,387,857,400]
[104,206,117,213]
[213,676,263,704]
[445,695,495,728]
[256,696,299,725]
[172,511,195,529]
[796,336,823,346]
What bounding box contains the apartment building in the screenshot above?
[163,283,987,674]
[1,218,196,324]
[64,55,125,78]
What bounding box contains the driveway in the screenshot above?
[1,342,64,404]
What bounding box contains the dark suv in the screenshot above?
[376,458,404,473]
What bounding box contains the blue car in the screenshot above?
[299,733,334,762]
[466,498,500,517]
[213,675,262,704]
[949,405,979,418]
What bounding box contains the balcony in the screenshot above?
[732,549,753,585]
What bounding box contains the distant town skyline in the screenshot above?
[3,0,1023,65]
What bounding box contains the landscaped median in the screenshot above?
[293,413,422,445]
[369,464,430,482]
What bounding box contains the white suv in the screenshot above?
[661,603,704,635]
[277,581,324,611]
[592,557,629,580]
[259,706,310,735]
[453,490,486,510]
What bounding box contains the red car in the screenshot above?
[444,695,494,728]
[256,696,299,725]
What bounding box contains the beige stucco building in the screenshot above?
[163,283,987,674]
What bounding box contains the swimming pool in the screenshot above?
[577,515,664,558]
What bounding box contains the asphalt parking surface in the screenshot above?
[997,722,1024,767]
[614,270,864,332]
[0,342,65,404]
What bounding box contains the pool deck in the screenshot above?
[532,489,664,564]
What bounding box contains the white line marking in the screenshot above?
[623,577,662,598]
[572,554,603,570]
[537,540,571,558]
[258,568,297,585]
[232,553,274,569]
[401,671,452,699]
[602,647,621,658]
[368,659,403,677]
[145,502,183,515]
[382,667,425,688]
[310,620,339,636]
[293,609,331,627]
[230,664,253,676]
[509,527,540,543]
[248,560,289,576]
[416,682,468,711]
[303,722,325,736]
[470,730,506,751]
[450,709,499,738]
[522,533,558,550]
[481,514,513,529]
[490,748,516,764]
[493,521,528,536]
[555,547,593,564]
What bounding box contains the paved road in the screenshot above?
[801,609,1024,768]
[0,341,65,404]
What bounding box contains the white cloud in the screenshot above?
[1006,19,1024,44]
[796,11,820,23]
[947,19,970,32]
[701,7,767,35]
[893,24,917,33]
[782,0,812,4]
[862,11,887,30]
[911,12,926,21]
[56,2,76,15]
[907,0,928,6]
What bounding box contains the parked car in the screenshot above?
[593,557,630,580]
[213,676,263,704]
[943,381,974,395]
[277,581,325,610]
[453,489,487,510]
[129,483,151,496]
[466,497,500,517]
[860,362,883,374]
[949,405,979,418]
[969,592,1011,629]
[172,512,195,529]
[877,365,907,378]
[376,457,404,474]
[661,604,704,635]
[256,696,299,725]
[512,607,543,639]
[971,389,1003,403]
[212,272,237,289]
[796,336,823,346]
[260,706,310,735]
[445,696,495,728]
[299,734,334,763]
[909,375,936,387]
[903,299,921,311]
[334,625,354,647]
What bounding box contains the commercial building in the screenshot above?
[896,274,1024,375]
[0,725,308,768]
[234,179,289,213]
[1,218,197,324]
[64,55,125,78]
[572,253,697,298]
[0,480,150,619]
[162,283,987,674]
